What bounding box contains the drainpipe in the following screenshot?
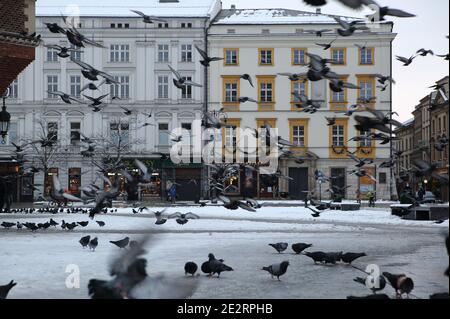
[389,29,394,200]
[202,18,211,199]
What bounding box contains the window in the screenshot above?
[224,49,239,66]
[117,23,123,28]
[70,75,81,98]
[225,83,238,103]
[224,125,237,148]
[222,76,240,106]
[181,22,192,28]
[292,125,305,147]
[257,76,276,111]
[46,47,59,62]
[332,90,345,103]
[44,168,58,196]
[110,44,130,62]
[358,76,375,101]
[3,122,18,146]
[158,75,169,99]
[379,172,387,184]
[292,48,307,65]
[181,76,192,99]
[70,45,82,61]
[331,48,346,65]
[158,123,169,145]
[110,122,129,146]
[292,81,307,101]
[359,129,372,147]
[70,122,81,145]
[181,44,192,62]
[359,48,374,65]
[289,119,309,149]
[47,75,58,98]
[332,125,345,147]
[259,48,274,66]
[6,79,18,99]
[158,44,169,62]
[125,23,130,28]
[110,75,130,99]
[68,168,81,196]
[111,23,116,28]
[331,168,347,198]
[158,23,169,28]
[47,122,58,142]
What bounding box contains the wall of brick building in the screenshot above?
[0,0,28,34]
[0,42,35,94]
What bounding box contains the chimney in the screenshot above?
[231,4,236,9]
[316,8,321,14]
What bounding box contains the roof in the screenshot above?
[213,8,362,25]
[36,0,219,18]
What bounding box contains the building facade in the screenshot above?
[394,118,414,196]
[208,7,396,200]
[0,0,221,202]
[430,76,449,201]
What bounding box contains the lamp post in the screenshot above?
[0,91,11,144]
[424,179,428,192]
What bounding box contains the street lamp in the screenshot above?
[424,179,428,192]
[0,90,11,144]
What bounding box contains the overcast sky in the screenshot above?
[36,0,449,122]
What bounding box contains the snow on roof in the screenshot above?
[213,8,358,25]
[402,118,414,126]
[36,0,219,18]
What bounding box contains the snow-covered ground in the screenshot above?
[0,205,448,299]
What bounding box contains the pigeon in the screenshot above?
[325,117,336,126]
[49,218,59,227]
[396,55,416,66]
[1,222,15,229]
[240,74,254,87]
[153,210,168,225]
[324,252,343,264]
[65,26,105,49]
[96,221,105,227]
[47,90,83,104]
[130,10,167,24]
[168,65,203,89]
[333,17,369,37]
[65,223,78,231]
[238,97,258,103]
[340,252,367,264]
[292,243,313,254]
[77,221,89,227]
[262,261,290,281]
[79,235,91,248]
[374,74,396,85]
[269,243,289,254]
[168,212,200,225]
[184,262,198,276]
[383,272,414,298]
[110,237,130,249]
[88,235,197,299]
[44,23,66,34]
[306,205,322,218]
[315,38,336,50]
[278,72,307,82]
[194,45,224,67]
[364,1,416,22]
[304,251,328,264]
[44,44,82,59]
[206,254,233,278]
[416,49,434,57]
[89,237,99,251]
[0,281,17,299]
[354,275,386,294]
[437,53,449,61]
[16,222,23,229]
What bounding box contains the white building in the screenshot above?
[208,7,397,200]
[0,0,221,202]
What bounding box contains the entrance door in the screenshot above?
[175,168,201,201]
[288,168,309,200]
[330,168,347,198]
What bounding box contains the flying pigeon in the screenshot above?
[194,45,224,67]
[0,281,17,299]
